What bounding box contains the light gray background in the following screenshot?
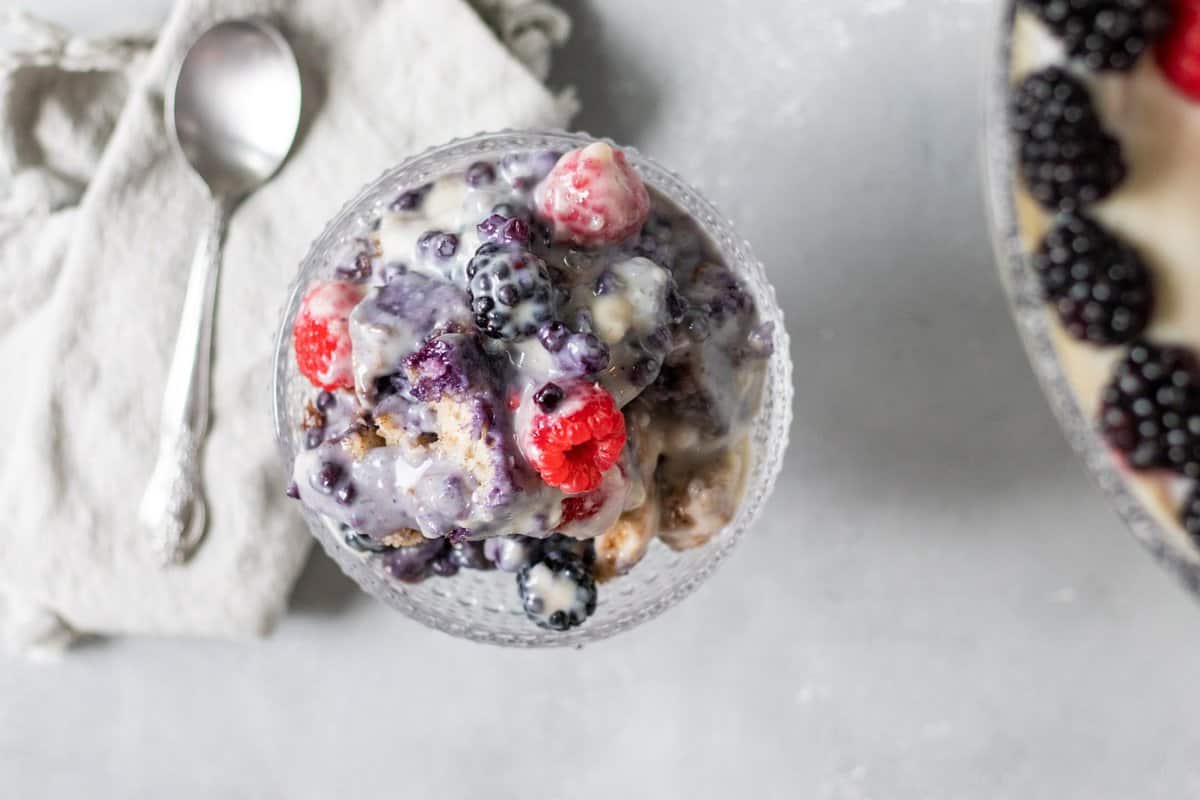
[7,1,1200,797]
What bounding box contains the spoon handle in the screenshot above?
[139,196,230,565]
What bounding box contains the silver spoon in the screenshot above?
[139,19,301,565]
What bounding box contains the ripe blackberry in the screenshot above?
[1100,342,1200,477]
[466,244,555,340]
[1020,0,1172,72]
[1179,485,1200,546]
[516,551,598,631]
[1010,66,1126,212]
[1033,212,1152,345]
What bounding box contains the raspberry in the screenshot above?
[1021,0,1172,72]
[1158,0,1200,101]
[523,383,627,494]
[534,143,650,247]
[559,489,607,526]
[293,281,365,390]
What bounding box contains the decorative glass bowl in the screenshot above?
[983,4,1200,595]
[272,131,794,646]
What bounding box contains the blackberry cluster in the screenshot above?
[1020,0,1172,72]
[466,243,555,340]
[1033,212,1153,345]
[1100,342,1200,477]
[516,551,598,631]
[1179,485,1200,546]
[1010,66,1126,212]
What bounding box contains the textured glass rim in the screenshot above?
[981,3,1200,596]
[271,130,795,646]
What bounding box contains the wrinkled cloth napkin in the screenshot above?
[0,0,575,656]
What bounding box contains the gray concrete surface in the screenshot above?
[8,1,1200,797]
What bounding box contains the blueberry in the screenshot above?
[682,311,711,342]
[746,321,775,358]
[312,461,344,494]
[390,183,433,211]
[560,332,610,376]
[285,482,300,499]
[336,250,373,282]
[379,262,408,283]
[430,553,460,577]
[534,382,564,413]
[500,150,561,190]
[384,539,445,583]
[343,529,395,554]
[448,539,493,570]
[373,372,408,400]
[538,321,568,353]
[484,536,543,572]
[335,483,357,506]
[666,288,687,322]
[643,325,672,354]
[594,271,622,296]
[305,428,324,450]
[316,391,336,411]
[465,161,496,187]
[419,231,459,259]
[629,357,661,388]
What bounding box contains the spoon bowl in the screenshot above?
[168,19,301,197]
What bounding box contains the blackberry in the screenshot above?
[1033,212,1152,345]
[1010,66,1126,212]
[541,533,594,565]
[465,244,555,340]
[1180,485,1200,546]
[1100,342,1200,476]
[1020,0,1172,72]
[516,551,598,631]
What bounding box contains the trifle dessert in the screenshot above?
[279,136,778,634]
[1004,0,1200,560]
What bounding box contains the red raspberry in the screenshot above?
[1159,1,1200,101]
[534,143,650,247]
[560,489,607,526]
[523,383,627,494]
[293,281,364,390]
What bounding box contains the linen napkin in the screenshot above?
[0,0,575,656]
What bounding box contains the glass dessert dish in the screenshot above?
[984,0,1200,594]
[272,131,793,646]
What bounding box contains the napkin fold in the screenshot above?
[0,0,575,656]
